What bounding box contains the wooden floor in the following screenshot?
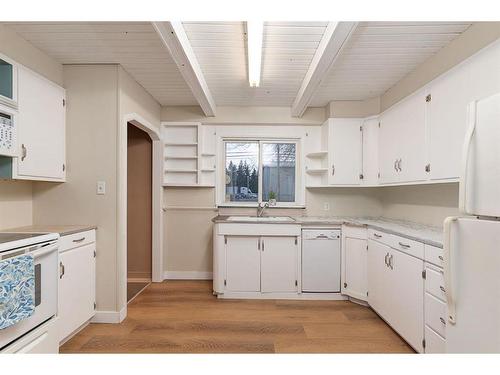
[61,281,414,353]
[127,281,150,302]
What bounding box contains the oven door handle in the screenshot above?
[30,243,58,258]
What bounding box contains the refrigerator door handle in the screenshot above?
[459,101,477,215]
[444,216,459,325]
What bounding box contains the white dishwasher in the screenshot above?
[302,229,341,293]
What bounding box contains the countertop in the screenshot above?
[1,225,97,237]
[212,215,443,248]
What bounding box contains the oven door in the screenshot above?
[0,241,58,350]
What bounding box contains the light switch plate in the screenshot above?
[97,181,106,195]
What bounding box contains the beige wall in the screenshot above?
[379,183,460,227]
[0,24,63,86]
[381,22,500,111]
[327,97,380,118]
[32,65,160,314]
[33,65,120,311]
[0,180,33,230]
[161,105,326,125]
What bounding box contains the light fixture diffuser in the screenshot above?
[247,21,264,88]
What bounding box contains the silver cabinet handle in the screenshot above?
[394,159,397,171]
[384,253,389,266]
[332,164,335,176]
[397,158,402,172]
[388,254,394,270]
[59,261,65,279]
[72,237,86,243]
[398,242,410,248]
[440,317,446,325]
[262,240,264,252]
[438,255,444,261]
[21,144,27,161]
[258,238,261,251]
[374,233,382,238]
[440,285,446,293]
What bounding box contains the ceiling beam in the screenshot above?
[291,22,358,118]
[152,21,216,117]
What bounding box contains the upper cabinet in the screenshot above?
[14,66,66,181]
[379,87,427,185]
[427,65,472,181]
[327,118,363,186]
[361,117,379,186]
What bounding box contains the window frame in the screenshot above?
[219,137,302,208]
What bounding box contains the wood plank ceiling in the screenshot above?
[182,21,328,106]
[3,22,198,106]
[4,21,473,110]
[309,22,473,106]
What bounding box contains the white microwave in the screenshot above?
[0,54,18,109]
[0,103,17,157]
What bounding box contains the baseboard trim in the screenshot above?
[163,271,213,280]
[91,306,127,324]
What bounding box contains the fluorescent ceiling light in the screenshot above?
[247,21,263,88]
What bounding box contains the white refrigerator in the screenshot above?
[444,92,500,353]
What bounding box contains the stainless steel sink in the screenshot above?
[226,216,295,223]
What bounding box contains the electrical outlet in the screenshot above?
[97,181,106,195]
[323,202,330,211]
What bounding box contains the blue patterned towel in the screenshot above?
[0,254,35,330]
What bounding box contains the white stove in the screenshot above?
[0,231,59,349]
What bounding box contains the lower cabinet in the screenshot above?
[368,238,425,353]
[225,235,298,294]
[58,230,96,343]
[341,225,368,301]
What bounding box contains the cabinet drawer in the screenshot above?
[426,266,446,302]
[59,230,96,252]
[367,229,393,246]
[1,318,58,353]
[425,293,447,338]
[342,224,367,240]
[389,235,424,259]
[425,325,445,353]
[425,244,444,268]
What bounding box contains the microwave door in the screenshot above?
[460,92,500,217]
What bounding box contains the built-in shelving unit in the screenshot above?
[305,168,328,174]
[304,125,330,187]
[161,122,217,187]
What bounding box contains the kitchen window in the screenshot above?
[222,139,300,206]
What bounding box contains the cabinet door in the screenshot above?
[388,249,425,352]
[16,66,66,181]
[58,243,96,342]
[225,236,260,292]
[395,89,427,183]
[342,237,368,301]
[378,111,400,184]
[261,236,298,293]
[428,64,471,180]
[367,239,392,320]
[328,118,363,185]
[361,117,379,185]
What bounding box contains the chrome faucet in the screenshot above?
[257,202,269,217]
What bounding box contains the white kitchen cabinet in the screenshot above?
[15,65,66,182]
[261,236,298,293]
[341,225,368,301]
[368,235,424,353]
[361,117,379,186]
[427,64,471,180]
[379,88,427,184]
[327,118,363,185]
[58,230,96,343]
[225,236,261,292]
[389,246,425,352]
[367,239,393,322]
